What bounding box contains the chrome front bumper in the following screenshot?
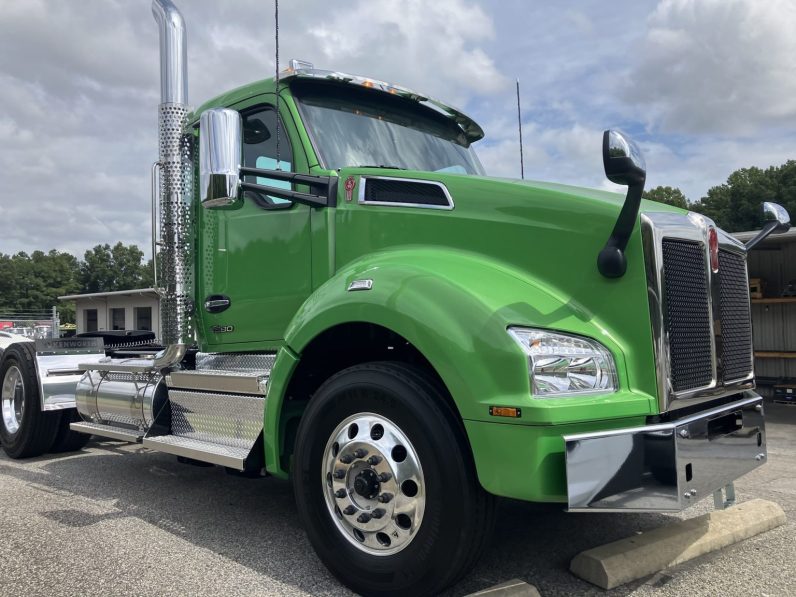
[564,394,765,512]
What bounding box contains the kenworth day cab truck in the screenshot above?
[0,1,791,595]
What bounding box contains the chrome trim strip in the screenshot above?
[565,394,765,512]
[358,176,454,210]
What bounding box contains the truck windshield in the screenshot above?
[294,84,485,175]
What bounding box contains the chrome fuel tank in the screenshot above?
[76,369,165,430]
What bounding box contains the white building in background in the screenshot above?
[58,288,161,339]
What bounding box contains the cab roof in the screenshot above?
[193,66,485,143]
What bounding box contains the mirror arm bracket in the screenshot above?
[598,180,645,278]
[744,220,780,251]
[239,181,329,208]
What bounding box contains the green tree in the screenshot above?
[0,250,80,323]
[79,242,149,293]
[643,186,688,209]
[691,161,796,232]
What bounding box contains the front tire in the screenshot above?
[0,343,61,458]
[293,362,495,596]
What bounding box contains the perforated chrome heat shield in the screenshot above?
[157,102,194,346]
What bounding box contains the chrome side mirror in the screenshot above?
[763,202,790,232]
[603,130,646,187]
[597,130,647,278]
[746,202,791,250]
[199,108,243,209]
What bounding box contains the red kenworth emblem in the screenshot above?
[344,176,356,201]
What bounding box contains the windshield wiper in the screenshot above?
[357,164,406,170]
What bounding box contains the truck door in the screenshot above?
[197,99,313,348]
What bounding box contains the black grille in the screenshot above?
[662,239,713,392]
[364,179,450,207]
[718,250,753,381]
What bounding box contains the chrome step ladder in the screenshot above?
[142,353,274,470]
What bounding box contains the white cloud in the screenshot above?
[626,0,796,134]
[0,0,505,258]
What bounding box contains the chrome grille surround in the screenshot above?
[641,212,755,412]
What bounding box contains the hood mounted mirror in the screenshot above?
[597,130,647,278]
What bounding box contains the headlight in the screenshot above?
[508,327,617,397]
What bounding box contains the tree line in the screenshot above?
[0,243,153,324]
[643,160,796,231]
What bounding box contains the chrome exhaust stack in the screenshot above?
[151,0,192,367]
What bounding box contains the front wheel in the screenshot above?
[293,362,495,596]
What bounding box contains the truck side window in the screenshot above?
[242,106,293,208]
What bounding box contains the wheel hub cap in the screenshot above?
[1,365,25,435]
[323,413,425,555]
[353,469,380,499]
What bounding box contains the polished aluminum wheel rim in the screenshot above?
[323,413,425,555]
[1,366,25,435]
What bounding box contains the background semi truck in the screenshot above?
[0,1,790,595]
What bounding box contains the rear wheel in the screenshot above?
[49,409,92,453]
[0,343,61,458]
[293,362,495,596]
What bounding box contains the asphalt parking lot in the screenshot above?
[0,403,793,597]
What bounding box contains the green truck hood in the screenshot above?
[335,168,678,403]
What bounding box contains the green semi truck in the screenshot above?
[0,1,790,594]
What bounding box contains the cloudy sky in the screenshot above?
[0,0,794,257]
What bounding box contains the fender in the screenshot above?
[263,246,656,478]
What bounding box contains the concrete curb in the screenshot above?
[466,579,541,596]
[570,498,786,590]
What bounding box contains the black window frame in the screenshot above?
[240,104,296,211]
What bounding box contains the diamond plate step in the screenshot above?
[70,421,143,443]
[167,370,267,395]
[142,435,250,469]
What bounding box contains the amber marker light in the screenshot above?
[489,406,522,418]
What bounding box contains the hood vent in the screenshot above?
[359,177,453,210]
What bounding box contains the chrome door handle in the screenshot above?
[204,295,231,313]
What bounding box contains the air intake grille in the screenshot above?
[718,250,753,381]
[364,179,450,207]
[662,239,713,392]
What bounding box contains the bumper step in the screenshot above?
[70,421,143,443]
[142,435,250,469]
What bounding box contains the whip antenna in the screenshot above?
[516,78,524,180]
[274,0,281,169]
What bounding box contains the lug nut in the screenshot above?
[377,493,393,503]
[367,455,383,466]
[378,472,392,482]
[339,454,354,464]
[357,513,372,523]
[333,469,346,479]
[343,506,356,515]
[371,508,385,519]
[354,448,368,459]
[335,489,347,499]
